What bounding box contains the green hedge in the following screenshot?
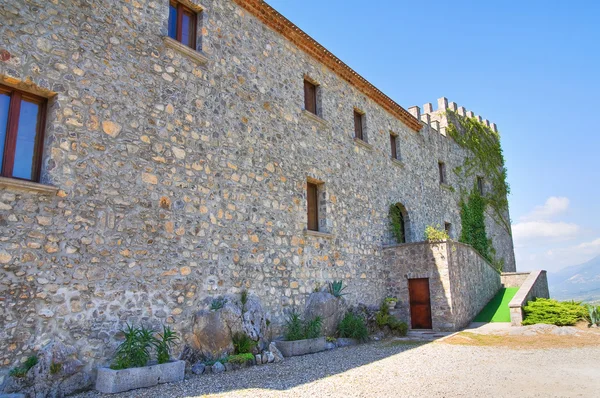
[522,298,588,326]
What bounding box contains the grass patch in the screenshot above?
[474,288,518,322]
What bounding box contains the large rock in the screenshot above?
[185,294,268,361]
[1,341,90,398]
[304,292,347,336]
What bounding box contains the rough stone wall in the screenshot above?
[384,241,501,331]
[501,272,531,288]
[384,242,454,331]
[447,242,502,329]
[0,0,516,376]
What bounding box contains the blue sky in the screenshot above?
[267,0,600,273]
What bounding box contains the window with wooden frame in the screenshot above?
[390,133,398,160]
[304,79,318,116]
[438,161,447,184]
[0,84,47,182]
[168,1,198,49]
[307,181,319,231]
[354,110,365,141]
[477,176,484,195]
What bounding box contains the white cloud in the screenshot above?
[512,221,580,241]
[520,196,570,222]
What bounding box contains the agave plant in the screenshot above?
[587,305,600,327]
[328,280,347,298]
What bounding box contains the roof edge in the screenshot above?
[232,0,423,132]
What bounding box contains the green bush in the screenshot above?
[155,325,179,364]
[232,332,257,354]
[424,225,449,242]
[10,355,38,378]
[374,301,408,336]
[227,353,255,365]
[522,298,588,326]
[338,312,369,341]
[111,324,156,370]
[283,310,323,341]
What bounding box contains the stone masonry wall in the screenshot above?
[447,242,502,329]
[384,241,501,331]
[0,0,516,376]
[501,272,531,288]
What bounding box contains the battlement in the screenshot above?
[408,97,498,135]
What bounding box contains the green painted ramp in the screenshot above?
[474,287,519,322]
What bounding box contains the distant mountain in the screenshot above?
[548,255,600,302]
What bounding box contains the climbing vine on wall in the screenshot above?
[389,204,405,243]
[446,110,511,235]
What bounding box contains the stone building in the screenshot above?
[0,0,523,385]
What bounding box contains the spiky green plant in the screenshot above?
[232,332,257,354]
[328,280,347,298]
[304,316,322,339]
[111,324,156,370]
[9,355,38,378]
[210,297,226,311]
[338,312,369,341]
[587,305,600,327]
[284,310,305,341]
[155,325,179,364]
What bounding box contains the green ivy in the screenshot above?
[460,188,492,262]
[389,204,405,243]
[446,110,511,235]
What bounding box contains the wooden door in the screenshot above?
[408,278,432,329]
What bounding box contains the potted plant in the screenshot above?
[384,297,398,311]
[95,324,184,394]
[275,311,326,357]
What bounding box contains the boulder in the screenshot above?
[212,362,225,373]
[268,343,284,363]
[2,341,90,398]
[191,362,205,375]
[304,291,347,336]
[185,294,268,361]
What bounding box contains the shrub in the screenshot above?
[155,325,179,364]
[328,280,347,298]
[49,362,62,375]
[10,355,38,378]
[232,332,257,354]
[338,312,369,341]
[227,353,255,365]
[389,204,405,243]
[210,297,226,311]
[111,324,156,370]
[384,297,398,304]
[424,225,449,242]
[283,310,323,341]
[304,316,323,339]
[522,298,588,326]
[240,290,248,312]
[374,301,408,336]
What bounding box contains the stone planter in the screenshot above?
[387,301,397,311]
[95,360,185,394]
[274,337,326,357]
[336,338,359,347]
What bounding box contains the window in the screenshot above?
[307,181,319,231]
[477,176,484,195]
[438,162,447,184]
[354,110,365,141]
[168,1,197,49]
[444,222,452,238]
[390,133,398,160]
[304,79,317,115]
[0,84,47,182]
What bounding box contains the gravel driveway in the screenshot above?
[75,339,600,398]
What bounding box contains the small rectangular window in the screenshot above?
[354,110,364,141]
[438,162,446,184]
[444,222,452,238]
[168,1,197,49]
[477,176,484,195]
[390,134,398,159]
[307,182,319,231]
[304,80,317,115]
[0,84,47,182]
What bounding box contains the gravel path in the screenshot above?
[75,340,600,398]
